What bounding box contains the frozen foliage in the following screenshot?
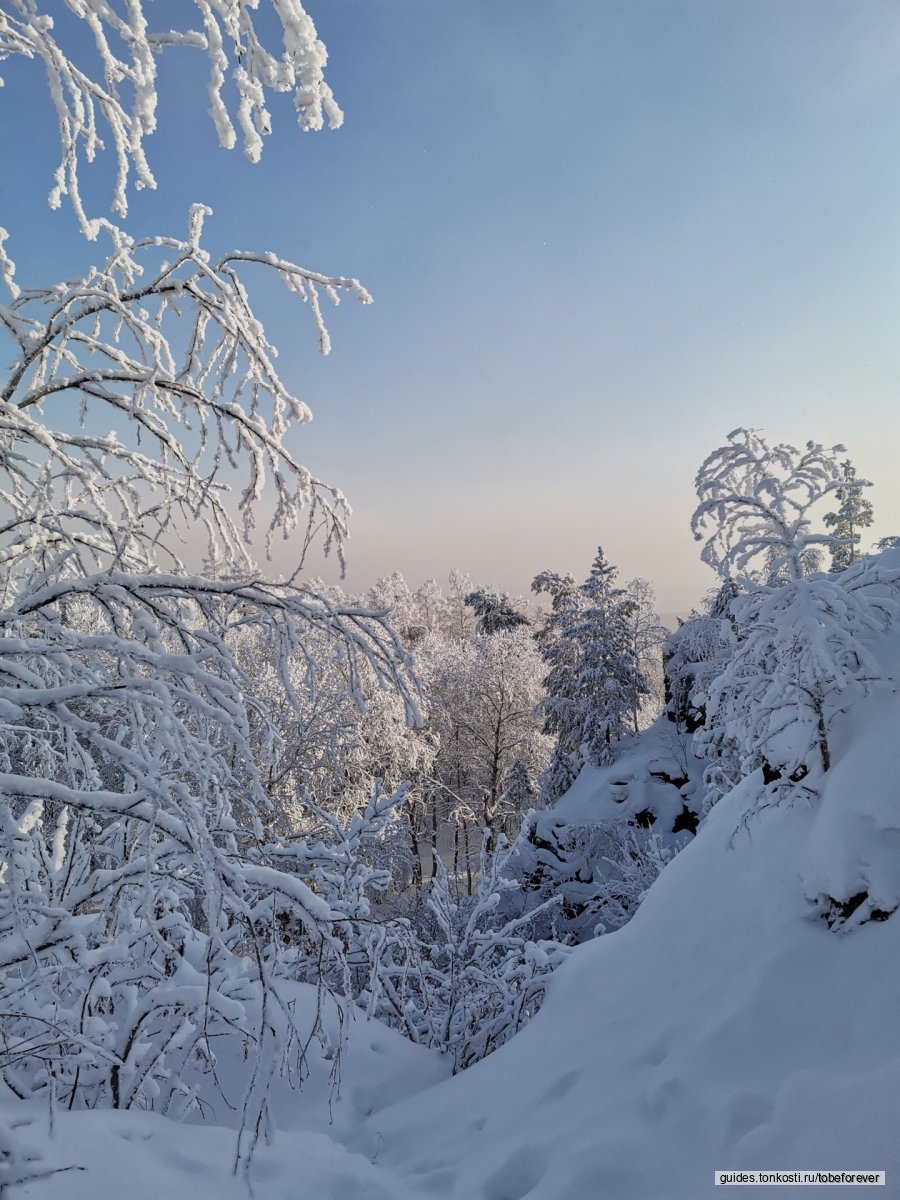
[0,0,341,247]
[692,427,850,586]
[0,583,413,1165]
[463,588,529,635]
[698,568,896,786]
[419,627,550,852]
[0,203,371,578]
[17,614,900,1200]
[622,576,668,731]
[0,59,415,1173]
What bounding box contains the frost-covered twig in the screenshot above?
[0,0,342,247]
[0,205,371,590]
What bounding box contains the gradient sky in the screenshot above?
[2,1,900,613]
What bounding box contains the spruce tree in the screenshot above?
[532,548,649,803]
[824,460,874,572]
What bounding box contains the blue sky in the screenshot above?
[2,1,900,612]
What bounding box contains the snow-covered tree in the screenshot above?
[0,1,342,254]
[824,460,874,572]
[530,568,583,802]
[533,548,648,803]
[417,625,550,879]
[464,588,529,635]
[692,428,848,587]
[623,577,668,732]
[501,756,536,815]
[0,1,420,1168]
[576,549,648,762]
[692,431,896,798]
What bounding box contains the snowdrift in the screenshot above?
[362,643,900,1198]
[4,984,447,1200]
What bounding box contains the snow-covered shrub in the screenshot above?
[369,842,569,1073]
[257,782,415,995]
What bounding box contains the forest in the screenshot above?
[1,4,899,1199]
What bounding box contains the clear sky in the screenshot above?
[3,1,900,614]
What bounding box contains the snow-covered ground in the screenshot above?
[9,640,900,1200]
[364,785,900,1197]
[4,985,448,1199]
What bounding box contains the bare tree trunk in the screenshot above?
[465,821,473,896]
[453,821,462,899]
[816,702,831,772]
[405,797,422,888]
[428,791,439,880]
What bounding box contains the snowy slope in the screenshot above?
[361,652,900,1197]
[512,719,704,940]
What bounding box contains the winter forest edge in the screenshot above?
[1,6,900,1199]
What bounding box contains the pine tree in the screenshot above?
[502,756,536,813]
[531,569,587,802]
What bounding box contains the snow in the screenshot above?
[800,631,900,926]
[13,635,900,1199]
[364,769,900,1197]
[549,717,702,831]
[357,629,900,1197]
[4,983,448,1200]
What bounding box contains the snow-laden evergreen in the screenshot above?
[532,547,650,805]
[824,460,875,572]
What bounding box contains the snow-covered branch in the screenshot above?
[0,0,341,245]
[0,206,371,592]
